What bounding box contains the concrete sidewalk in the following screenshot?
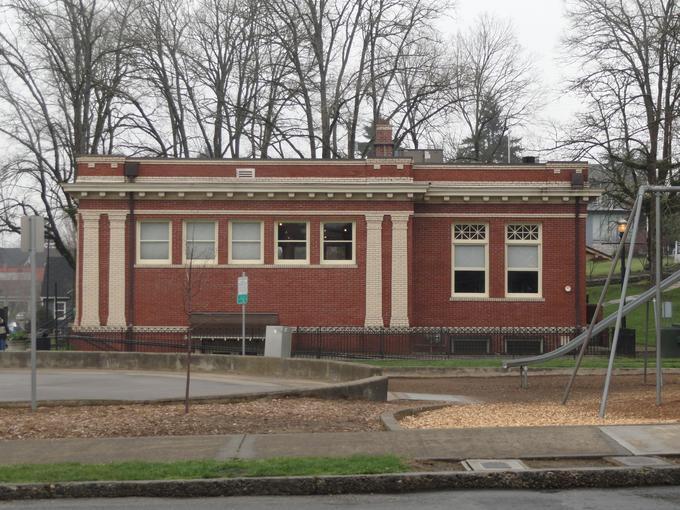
[2,424,680,465]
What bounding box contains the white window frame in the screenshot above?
[55,301,66,320]
[229,220,264,264]
[182,220,218,265]
[275,220,310,265]
[137,220,172,265]
[505,223,542,297]
[320,221,356,265]
[451,223,489,298]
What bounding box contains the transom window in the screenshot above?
[506,223,541,295]
[322,222,354,263]
[452,223,488,296]
[230,221,263,264]
[507,224,540,241]
[184,221,216,263]
[276,222,308,263]
[138,221,171,264]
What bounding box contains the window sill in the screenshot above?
[449,296,545,302]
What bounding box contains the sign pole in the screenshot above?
[30,224,37,411]
[21,216,44,412]
[237,272,248,356]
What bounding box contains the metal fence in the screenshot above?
[291,326,637,359]
[53,332,265,356]
[33,325,636,360]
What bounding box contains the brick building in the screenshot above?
[64,147,598,351]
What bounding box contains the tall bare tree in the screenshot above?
[449,14,535,163]
[561,0,680,257]
[0,0,134,266]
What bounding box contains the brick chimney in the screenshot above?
[373,119,394,158]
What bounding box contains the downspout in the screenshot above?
[127,192,135,348]
[126,174,136,351]
[574,196,581,330]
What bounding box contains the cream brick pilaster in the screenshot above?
[80,212,100,327]
[107,212,127,327]
[390,213,410,327]
[364,214,383,327]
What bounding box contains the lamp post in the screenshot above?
[617,219,628,328]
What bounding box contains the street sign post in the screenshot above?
[237,273,248,355]
[20,216,44,411]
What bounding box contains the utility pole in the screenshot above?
[20,216,44,411]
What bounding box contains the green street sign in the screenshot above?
[237,294,248,305]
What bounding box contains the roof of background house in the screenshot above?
[41,255,74,297]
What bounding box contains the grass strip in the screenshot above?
[358,357,680,369]
[0,455,408,484]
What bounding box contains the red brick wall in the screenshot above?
[411,206,587,328]
[77,160,412,179]
[127,214,372,327]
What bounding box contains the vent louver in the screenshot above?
[236,168,255,179]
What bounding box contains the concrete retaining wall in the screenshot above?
[0,352,387,401]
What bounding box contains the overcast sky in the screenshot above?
[450,0,581,156]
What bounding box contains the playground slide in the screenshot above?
[503,268,680,369]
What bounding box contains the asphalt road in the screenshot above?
[0,369,325,402]
[1,488,680,510]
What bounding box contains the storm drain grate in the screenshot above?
[463,459,528,472]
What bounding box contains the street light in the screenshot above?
[617,218,628,328]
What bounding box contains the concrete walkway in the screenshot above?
[2,424,680,465]
[0,369,327,403]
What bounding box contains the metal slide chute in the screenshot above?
[503,185,680,417]
[503,267,680,369]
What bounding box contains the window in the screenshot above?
[322,222,355,263]
[506,223,541,295]
[452,223,488,296]
[138,221,171,264]
[184,221,216,263]
[230,221,263,264]
[276,222,308,263]
[55,301,66,320]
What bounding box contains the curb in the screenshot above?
[1,466,680,500]
[384,368,680,377]
[380,404,452,431]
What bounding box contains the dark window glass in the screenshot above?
[278,242,307,260]
[278,222,306,241]
[323,223,353,261]
[323,222,352,241]
[454,271,485,293]
[507,271,539,294]
[324,243,353,260]
[278,222,307,260]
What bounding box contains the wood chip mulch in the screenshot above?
[2,374,678,439]
[396,373,680,429]
[0,398,416,440]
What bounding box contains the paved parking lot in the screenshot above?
[0,369,326,402]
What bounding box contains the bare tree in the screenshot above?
[560,0,680,258]
[450,15,535,162]
[0,0,134,267]
[181,224,213,414]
